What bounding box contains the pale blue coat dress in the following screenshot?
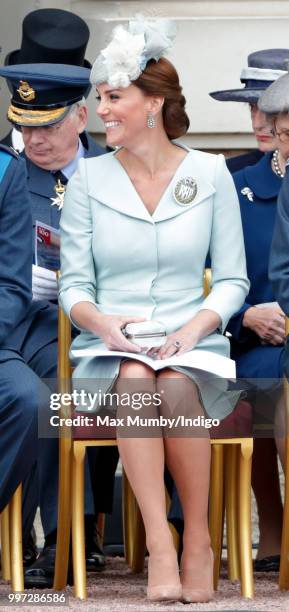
[59,145,249,419]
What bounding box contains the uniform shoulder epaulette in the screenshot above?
[0,144,19,159]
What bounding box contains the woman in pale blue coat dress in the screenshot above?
[59,19,249,604]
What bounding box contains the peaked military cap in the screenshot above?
[0,63,90,127]
[210,49,289,103]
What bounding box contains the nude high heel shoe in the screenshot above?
[181,547,214,603]
[147,551,182,602]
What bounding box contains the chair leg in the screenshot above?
[225,445,240,580]
[238,439,254,598]
[209,443,224,590]
[9,485,24,592]
[72,443,86,599]
[130,504,146,574]
[279,434,289,589]
[165,488,180,554]
[122,470,145,573]
[122,471,133,567]
[53,434,72,590]
[97,513,106,547]
[1,505,11,581]
[168,522,180,554]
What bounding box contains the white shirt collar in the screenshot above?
[11,128,24,152]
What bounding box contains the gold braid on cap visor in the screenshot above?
[7,103,67,126]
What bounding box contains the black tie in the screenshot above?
[53,170,68,185]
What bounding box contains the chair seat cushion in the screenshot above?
[210,400,253,438]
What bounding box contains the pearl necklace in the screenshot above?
[272,149,285,178]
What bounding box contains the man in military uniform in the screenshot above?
[0,146,41,513]
[0,8,118,589]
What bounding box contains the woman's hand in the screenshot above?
[243,304,286,346]
[97,314,146,353]
[147,326,199,360]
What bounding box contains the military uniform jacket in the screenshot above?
[5,132,104,356]
[0,146,32,356]
[227,152,284,378]
[22,131,104,229]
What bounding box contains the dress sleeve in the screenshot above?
[59,158,97,322]
[198,154,250,331]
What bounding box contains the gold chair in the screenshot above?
[0,485,24,591]
[209,437,253,597]
[53,305,145,599]
[110,269,254,598]
[54,269,254,599]
[205,269,254,598]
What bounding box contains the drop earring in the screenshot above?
[147,112,156,129]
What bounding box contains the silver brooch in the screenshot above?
[241,187,254,202]
[173,177,198,206]
[50,179,66,210]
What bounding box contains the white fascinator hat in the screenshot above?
[90,17,176,89]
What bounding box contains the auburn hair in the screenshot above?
[134,57,190,139]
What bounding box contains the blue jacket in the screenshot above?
[269,166,289,377]
[227,152,284,378]
[5,132,105,356]
[21,131,104,231]
[269,166,289,315]
[226,149,263,174]
[0,146,32,350]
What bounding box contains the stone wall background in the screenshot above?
[1,0,289,151]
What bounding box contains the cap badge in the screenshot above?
[51,180,66,211]
[17,80,36,102]
[173,177,198,206]
[241,187,254,202]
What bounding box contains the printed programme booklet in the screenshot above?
[35,220,60,271]
[71,347,236,379]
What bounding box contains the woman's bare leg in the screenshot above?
[157,370,213,601]
[116,361,181,599]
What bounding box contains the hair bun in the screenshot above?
[134,57,190,139]
[163,97,190,139]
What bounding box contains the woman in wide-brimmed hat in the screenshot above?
[211,49,289,573]
[260,67,289,387]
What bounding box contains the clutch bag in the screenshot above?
[122,320,166,348]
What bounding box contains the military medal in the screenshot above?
[50,179,66,210]
[173,177,198,206]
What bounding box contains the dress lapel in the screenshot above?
[87,152,154,223]
[153,151,216,222]
[243,152,281,200]
[87,149,216,223]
